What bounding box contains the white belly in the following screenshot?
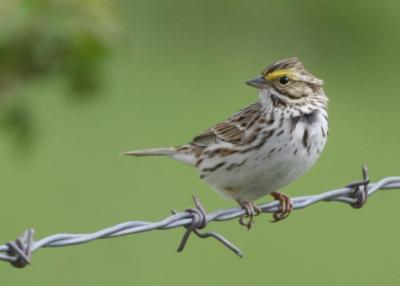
[199,113,328,201]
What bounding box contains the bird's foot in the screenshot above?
[237,199,261,230]
[270,192,293,222]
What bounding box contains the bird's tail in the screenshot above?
[122,147,178,157]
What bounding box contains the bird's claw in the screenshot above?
[270,192,293,222]
[237,200,261,230]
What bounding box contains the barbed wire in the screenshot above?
[1,165,400,268]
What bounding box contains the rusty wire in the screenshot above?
[1,165,400,268]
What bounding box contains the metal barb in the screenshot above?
[6,229,34,268]
[176,196,243,257]
[346,165,370,209]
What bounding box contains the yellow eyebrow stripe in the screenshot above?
[265,69,292,81]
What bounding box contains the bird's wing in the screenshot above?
[191,102,262,147]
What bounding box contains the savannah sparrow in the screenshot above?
[124,58,328,228]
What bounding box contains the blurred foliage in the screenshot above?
[0,0,118,145]
[0,99,33,147]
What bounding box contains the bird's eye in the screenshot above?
[279,76,290,85]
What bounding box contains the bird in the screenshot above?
[124,57,328,229]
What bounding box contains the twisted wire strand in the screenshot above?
[1,166,400,267]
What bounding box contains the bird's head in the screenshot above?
[246,58,325,103]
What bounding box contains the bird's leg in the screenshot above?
[236,199,262,230]
[270,192,293,222]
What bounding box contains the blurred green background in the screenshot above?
[1,0,400,285]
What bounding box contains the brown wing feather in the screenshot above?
[191,130,218,146]
[191,102,262,147]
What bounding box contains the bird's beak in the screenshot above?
[246,76,269,89]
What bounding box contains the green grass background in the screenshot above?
[1,1,400,285]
